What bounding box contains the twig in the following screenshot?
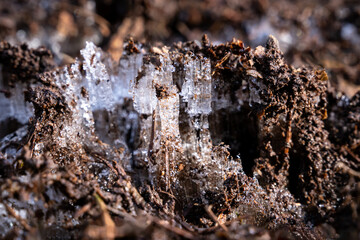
[174,215,197,232]
[112,159,127,179]
[284,108,293,157]
[152,217,195,239]
[3,202,33,232]
[74,202,92,219]
[215,52,231,69]
[212,52,231,75]
[205,205,228,232]
[343,146,360,163]
[336,162,360,178]
[106,205,142,227]
[158,190,178,200]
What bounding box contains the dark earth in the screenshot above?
[0,0,359,239]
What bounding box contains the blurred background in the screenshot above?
[0,0,359,95]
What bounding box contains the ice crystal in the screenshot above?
[80,41,114,111]
[180,55,212,116]
[132,63,157,115]
[117,53,143,100]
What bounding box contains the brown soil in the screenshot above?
[0,1,359,239]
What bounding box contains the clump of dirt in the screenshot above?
[0,41,54,85]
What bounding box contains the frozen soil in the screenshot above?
[0,35,358,239]
[0,1,359,240]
